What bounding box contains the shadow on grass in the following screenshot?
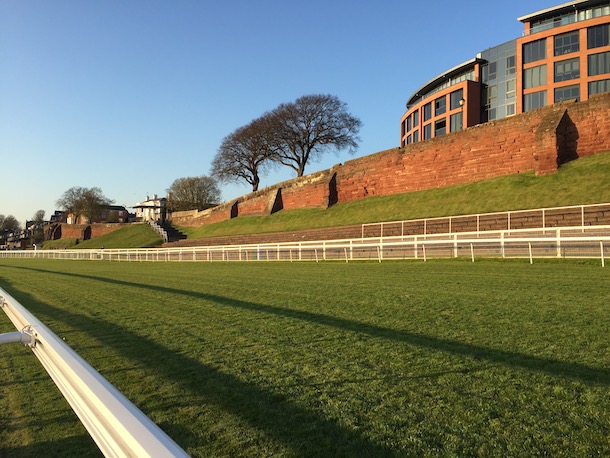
[7,264,608,386]
[2,264,610,455]
[1,281,399,457]
[0,435,102,458]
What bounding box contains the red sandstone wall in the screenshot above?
[171,92,610,227]
[59,223,127,240]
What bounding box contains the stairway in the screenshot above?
[160,221,187,243]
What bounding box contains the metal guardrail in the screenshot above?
[1,225,608,265]
[0,287,190,458]
[361,203,610,239]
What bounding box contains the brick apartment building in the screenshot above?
[400,0,610,147]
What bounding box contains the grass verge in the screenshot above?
[1,258,609,457]
[179,151,610,239]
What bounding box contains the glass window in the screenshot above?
[506,79,516,97]
[523,39,546,64]
[406,135,412,145]
[507,103,516,116]
[588,24,610,49]
[423,123,432,140]
[413,130,419,143]
[554,58,580,82]
[524,65,547,89]
[506,56,516,75]
[554,31,579,56]
[434,96,446,116]
[450,112,463,132]
[406,116,412,132]
[413,110,419,127]
[588,51,610,76]
[555,85,580,102]
[589,78,610,96]
[450,89,464,110]
[435,119,446,137]
[523,90,547,112]
[423,103,432,122]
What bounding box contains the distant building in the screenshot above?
[401,0,610,146]
[132,195,167,222]
[66,205,130,224]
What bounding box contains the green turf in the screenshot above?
[179,151,610,239]
[1,259,609,457]
[72,223,163,249]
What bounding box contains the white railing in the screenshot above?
[148,220,168,243]
[1,225,608,265]
[361,203,610,239]
[0,288,190,458]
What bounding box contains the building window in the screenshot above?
[406,135,412,145]
[523,90,547,112]
[506,55,516,75]
[588,24,610,49]
[435,119,446,137]
[523,39,546,64]
[423,103,432,122]
[406,116,412,132]
[450,112,463,132]
[524,64,547,89]
[423,123,432,140]
[588,51,610,76]
[435,96,446,116]
[507,103,516,116]
[554,31,579,56]
[484,62,497,82]
[554,58,580,82]
[589,78,610,95]
[450,89,464,110]
[413,110,419,127]
[413,130,419,143]
[555,85,580,102]
[506,79,516,97]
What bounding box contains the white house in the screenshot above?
[133,195,166,222]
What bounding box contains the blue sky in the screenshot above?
[1,0,561,225]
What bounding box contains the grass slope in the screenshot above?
[180,151,610,239]
[72,223,163,249]
[1,259,609,457]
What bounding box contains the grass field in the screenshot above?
[1,259,609,457]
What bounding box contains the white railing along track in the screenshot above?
[0,287,190,458]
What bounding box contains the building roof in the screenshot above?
[518,0,608,22]
[406,58,483,108]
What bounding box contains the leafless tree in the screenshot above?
[211,117,275,192]
[266,94,362,177]
[166,176,221,212]
[0,214,21,231]
[56,187,114,222]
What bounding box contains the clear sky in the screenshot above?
[1,0,561,225]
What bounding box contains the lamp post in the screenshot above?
[458,97,466,131]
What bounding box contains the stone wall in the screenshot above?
[170,93,610,227]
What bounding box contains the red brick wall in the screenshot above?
[59,223,128,240]
[171,92,610,227]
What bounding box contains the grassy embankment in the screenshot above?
[179,151,610,239]
[39,151,610,249]
[1,259,609,457]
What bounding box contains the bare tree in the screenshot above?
[0,214,21,231]
[32,209,46,224]
[267,94,362,177]
[56,187,114,222]
[166,176,221,212]
[211,117,275,192]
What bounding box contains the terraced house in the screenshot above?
[400,0,610,147]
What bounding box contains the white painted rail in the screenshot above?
[0,287,190,458]
[0,225,609,265]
